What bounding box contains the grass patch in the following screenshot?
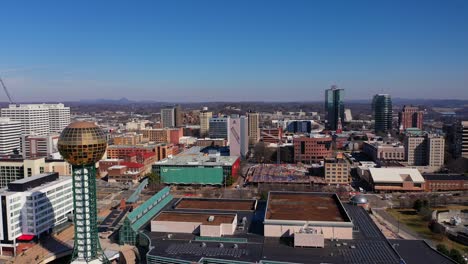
[386,208,467,253]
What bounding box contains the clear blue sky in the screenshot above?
[0,0,467,102]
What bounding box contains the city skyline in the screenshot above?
[0,0,467,101]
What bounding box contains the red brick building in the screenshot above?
[398,105,424,132]
[293,136,333,163]
[423,174,468,192]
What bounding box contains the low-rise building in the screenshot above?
[365,168,425,192]
[293,135,333,164]
[423,174,468,192]
[107,162,145,183]
[152,154,240,185]
[142,127,183,144]
[362,141,405,162]
[324,153,351,184]
[112,132,145,145]
[264,192,353,244]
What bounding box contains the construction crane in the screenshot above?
[0,77,14,104]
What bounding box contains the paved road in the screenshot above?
[372,208,436,247]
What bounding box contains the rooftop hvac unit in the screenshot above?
[208,215,215,222]
[167,234,173,239]
[219,243,224,248]
[233,244,238,249]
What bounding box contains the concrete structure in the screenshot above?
[463,121,468,159]
[324,153,351,184]
[365,168,425,192]
[0,117,22,156]
[1,103,70,136]
[0,173,73,256]
[247,112,260,145]
[228,116,248,157]
[199,110,212,137]
[372,94,392,134]
[325,85,345,131]
[0,157,71,188]
[21,134,60,158]
[209,116,230,140]
[264,192,353,242]
[57,122,108,263]
[153,154,240,185]
[398,105,423,132]
[423,174,468,192]
[362,141,405,162]
[260,127,283,144]
[405,134,445,168]
[293,135,333,164]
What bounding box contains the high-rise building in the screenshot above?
[405,134,445,168]
[0,103,70,136]
[58,122,108,263]
[199,110,212,137]
[46,103,71,133]
[174,105,183,127]
[325,85,344,130]
[443,121,463,159]
[247,112,260,145]
[398,105,423,132]
[0,173,73,255]
[462,121,468,159]
[161,105,183,128]
[0,117,22,156]
[161,107,175,128]
[229,116,248,157]
[209,116,230,140]
[372,94,393,134]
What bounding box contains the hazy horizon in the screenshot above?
[1,1,467,101]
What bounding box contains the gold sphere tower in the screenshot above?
[58,121,108,263]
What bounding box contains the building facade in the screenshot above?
[1,104,70,136]
[0,158,71,188]
[324,153,351,184]
[372,94,392,134]
[362,141,405,162]
[398,105,423,132]
[228,116,248,157]
[0,173,73,256]
[142,127,183,144]
[247,112,260,145]
[293,136,333,164]
[405,134,445,168]
[21,134,60,158]
[325,85,345,131]
[209,116,230,140]
[0,118,22,156]
[423,174,468,192]
[463,121,468,159]
[161,107,175,128]
[199,111,212,137]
